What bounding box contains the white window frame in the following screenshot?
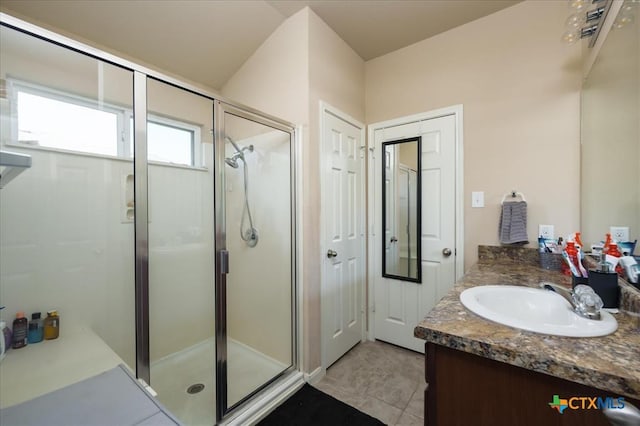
[127,112,203,167]
[7,78,204,168]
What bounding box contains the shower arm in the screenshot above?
[225,136,243,156]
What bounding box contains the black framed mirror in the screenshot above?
[382,136,422,283]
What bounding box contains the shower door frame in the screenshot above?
[214,101,299,422]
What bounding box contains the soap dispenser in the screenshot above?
[587,250,619,308]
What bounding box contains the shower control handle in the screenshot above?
[327,249,338,259]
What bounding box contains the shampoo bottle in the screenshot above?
[28,312,43,344]
[43,310,60,340]
[12,312,28,349]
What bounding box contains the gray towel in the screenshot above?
[499,201,529,244]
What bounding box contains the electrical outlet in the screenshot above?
[539,225,554,240]
[610,226,629,242]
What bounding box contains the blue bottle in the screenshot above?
[27,312,43,344]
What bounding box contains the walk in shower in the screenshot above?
[0,14,300,426]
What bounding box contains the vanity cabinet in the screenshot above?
[424,342,637,426]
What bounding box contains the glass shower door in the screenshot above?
[216,103,296,419]
[146,78,215,426]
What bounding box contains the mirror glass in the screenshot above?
[382,137,422,282]
[581,0,639,250]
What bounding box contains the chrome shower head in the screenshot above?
[225,157,239,168]
[224,138,254,168]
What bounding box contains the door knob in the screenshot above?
[390,237,398,243]
[442,248,452,257]
[327,249,338,258]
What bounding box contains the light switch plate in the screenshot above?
[610,226,629,242]
[471,191,484,208]
[539,225,554,240]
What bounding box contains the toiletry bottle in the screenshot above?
[27,312,43,344]
[575,232,584,254]
[12,312,28,349]
[0,320,10,361]
[608,243,622,258]
[564,241,580,276]
[43,310,60,340]
[1,319,11,353]
[603,233,612,254]
[608,243,625,275]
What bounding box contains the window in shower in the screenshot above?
[128,116,201,166]
[14,85,123,156]
[11,80,201,167]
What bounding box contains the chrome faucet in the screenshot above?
[603,401,640,426]
[540,282,602,320]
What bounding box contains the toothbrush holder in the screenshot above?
[587,270,619,309]
[571,276,589,288]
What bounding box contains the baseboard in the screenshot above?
[303,366,325,385]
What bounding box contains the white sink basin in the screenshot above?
[459,285,618,337]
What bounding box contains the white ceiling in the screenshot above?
[0,0,520,90]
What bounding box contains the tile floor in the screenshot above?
[314,340,425,426]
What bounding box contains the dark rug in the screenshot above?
[257,384,385,426]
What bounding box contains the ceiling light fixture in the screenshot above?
[612,0,637,29]
[562,0,610,45]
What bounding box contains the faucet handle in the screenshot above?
[572,285,603,319]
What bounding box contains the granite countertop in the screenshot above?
[414,246,640,400]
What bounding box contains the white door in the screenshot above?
[321,105,365,368]
[372,113,458,353]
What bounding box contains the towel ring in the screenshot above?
[501,190,526,203]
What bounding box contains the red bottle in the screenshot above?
[607,243,624,275]
[565,241,580,276]
[608,243,621,258]
[575,232,583,249]
[603,233,612,254]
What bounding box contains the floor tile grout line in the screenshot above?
[317,340,425,425]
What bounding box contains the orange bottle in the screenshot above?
[575,232,583,249]
[608,243,622,258]
[603,233,612,254]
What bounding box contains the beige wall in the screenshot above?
[366,1,583,270]
[221,10,309,126]
[222,7,365,373]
